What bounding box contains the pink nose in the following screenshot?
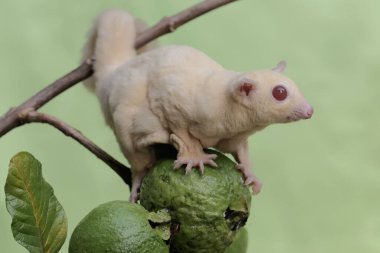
[304,104,313,119]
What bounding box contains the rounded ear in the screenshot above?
[233,80,256,97]
[272,60,287,73]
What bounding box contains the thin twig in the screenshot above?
[135,0,238,48]
[0,0,239,186]
[24,111,132,186]
[0,61,93,137]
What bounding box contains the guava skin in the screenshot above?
[140,150,251,253]
[69,201,168,253]
[225,228,248,253]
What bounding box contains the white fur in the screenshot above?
[83,10,313,201]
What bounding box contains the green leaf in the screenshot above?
[154,223,171,241]
[4,152,68,253]
[148,209,172,241]
[148,209,171,223]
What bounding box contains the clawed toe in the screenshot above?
[173,160,185,170]
[206,159,217,167]
[236,163,262,195]
[206,153,217,159]
[185,161,194,174]
[199,161,205,174]
[244,176,262,195]
[172,153,218,174]
[244,177,254,186]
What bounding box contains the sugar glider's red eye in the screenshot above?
[272,85,288,101]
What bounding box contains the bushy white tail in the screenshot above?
[81,10,137,91]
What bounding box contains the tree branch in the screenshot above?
[23,111,132,186]
[0,61,94,137]
[135,0,238,48]
[0,0,239,186]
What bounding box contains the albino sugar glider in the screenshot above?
[82,10,313,202]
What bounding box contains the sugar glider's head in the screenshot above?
[230,61,313,125]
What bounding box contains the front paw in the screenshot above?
[173,153,217,174]
[244,175,262,195]
[236,164,262,195]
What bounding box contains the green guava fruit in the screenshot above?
[69,200,169,253]
[225,228,248,253]
[140,149,251,253]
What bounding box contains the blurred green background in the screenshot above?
[1,0,379,252]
